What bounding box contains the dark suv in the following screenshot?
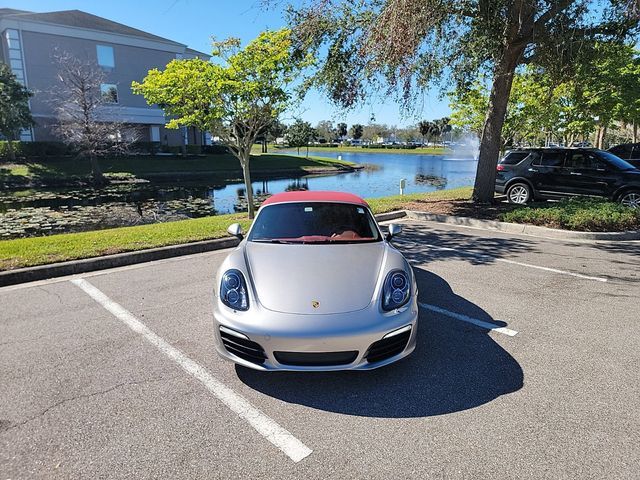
[495,148,640,208]
[608,143,640,168]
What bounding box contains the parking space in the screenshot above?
[1,221,639,479]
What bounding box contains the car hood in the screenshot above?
[244,242,386,315]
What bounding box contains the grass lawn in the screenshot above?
[0,214,252,271]
[0,187,472,271]
[0,153,355,186]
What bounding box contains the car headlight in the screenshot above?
[382,269,411,311]
[220,269,249,311]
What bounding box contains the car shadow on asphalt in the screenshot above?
[236,268,523,418]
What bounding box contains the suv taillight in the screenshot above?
[496,164,506,171]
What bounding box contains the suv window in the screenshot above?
[501,151,529,165]
[565,152,603,170]
[533,151,565,167]
[610,145,632,159]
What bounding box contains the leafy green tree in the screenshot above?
[362,123,389,143]
[132,29,307,218]
[315,120,335,142]
[0,63,33,161]
[285,0,638,202]
[336,122,348,140]
[286,118,315,155]
[350,123,364,139]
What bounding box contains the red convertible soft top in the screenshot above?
[261,191,369,207]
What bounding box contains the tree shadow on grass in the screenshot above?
[236,268,523,418]
[391,222,537,267]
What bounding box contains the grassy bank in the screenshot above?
[271,145,449,155]
[0,187,472,271]
[500,198,640,232]
[0,153,355,187]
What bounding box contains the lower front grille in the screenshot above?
[274,350,358,367]
[220,329,266,365]
[366,329,411,363]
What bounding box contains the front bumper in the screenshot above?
[213,298,419,371]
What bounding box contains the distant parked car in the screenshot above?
[608,143,640,169]
[571,141,592,148]
[495,147,640,208]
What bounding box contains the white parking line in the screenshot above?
[419,302,518,337]
[71,278,312,463]
[418,243,608,283]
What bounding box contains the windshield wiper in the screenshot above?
[251,239,300,244]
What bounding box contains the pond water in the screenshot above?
[0,150,477,238]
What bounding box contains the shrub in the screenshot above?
[202,144,230,154]
[186,144,202,155]
[130,141,161,155]
[500,198,640,232]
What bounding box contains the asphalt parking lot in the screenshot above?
[1,219,639,479]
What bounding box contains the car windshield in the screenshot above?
[248,202,382,244]
[598,151,637,170]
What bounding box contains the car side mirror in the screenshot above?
[386,223,402,241]
[227,223,243,240]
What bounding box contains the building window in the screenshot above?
[96,45,115,68]
[8,49,21,60]
[100,84,118,103]
[150,126,160,142]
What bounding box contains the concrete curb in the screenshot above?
[405,210,640,241]
[0,237,241,288]
[0,212,408,287]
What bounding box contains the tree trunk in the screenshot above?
[306,144,309,158]
[240,154,255,219]
[7,139,15,162]
[473,46,524,203]
[634,122,638,143]
[89,154,104,183]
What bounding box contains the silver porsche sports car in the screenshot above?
[212,191,418,371]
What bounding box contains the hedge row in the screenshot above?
[363,144,418,150]
[0,141,230,160]
[0,141,76,159]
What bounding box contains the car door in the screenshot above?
[562,151,613,197]
[529,150,567,195]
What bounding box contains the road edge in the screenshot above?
[405,210,640,241]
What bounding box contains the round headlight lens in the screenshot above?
[391,288,405,303]
[224,272,240,289]
[391,273,406,289]
[226,289,240,304]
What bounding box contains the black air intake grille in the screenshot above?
[274,351,358,367]
[220,329,266,365]
[366,330,411,363]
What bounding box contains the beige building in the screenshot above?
[0,8,210,146]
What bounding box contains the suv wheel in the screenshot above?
[619,190,640,209]
[507,183,532,204]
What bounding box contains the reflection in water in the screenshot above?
[210,149,477,213]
